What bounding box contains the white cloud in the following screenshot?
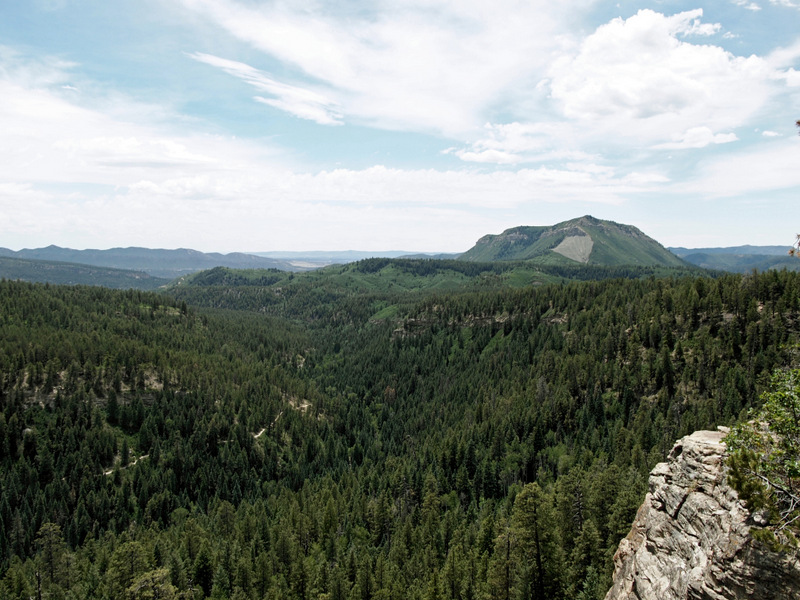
[52,137,218,167]
[0,78,275,186]
[452,122,597,165]
[731,0,762,10]
[189,52,343,125]
[777,68,800,86]
[680,18,722,37]
[676,137,800,198]
[762,130,781,136]
[176,3,799,164]
[452,149,524,165]
[2,5,798,252]
[0,48,293,190]
[766,40,800,67]
[450,9,790,165]
[176,0,573,136]
[653,126,738,149]
[125,162,657,212]
[0,46,77,87]
[0,183,60,237]
[546,9,776,147]
[0,43,674,252]
[1,160,670,251]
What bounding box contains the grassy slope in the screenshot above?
[585,224,686,267]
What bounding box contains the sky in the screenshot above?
[0,0,798,253]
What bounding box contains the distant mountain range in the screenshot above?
[2,218,796,289]
[668,245,799,273]
[0,245,310,279]
[669,245,790,256]
[459,215,687,267]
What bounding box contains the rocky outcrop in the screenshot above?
[605,428,800,600]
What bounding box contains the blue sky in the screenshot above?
[0,0,798,252]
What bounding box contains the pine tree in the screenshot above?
[512,483,564,600]
[35,522,67,586]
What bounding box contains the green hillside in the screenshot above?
[167,259,701,322]
[0,256,169,289]
[2,269,798,600]
[460,216,687,267]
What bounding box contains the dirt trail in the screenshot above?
[103,454,149,476]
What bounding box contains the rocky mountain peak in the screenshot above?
[605,428,800,599]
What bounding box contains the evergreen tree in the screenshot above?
[512,483,564,600]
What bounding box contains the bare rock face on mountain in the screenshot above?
[605,428,800,600]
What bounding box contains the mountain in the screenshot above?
[670,245,790,256]
[0,256,169,289]
[669,245,799,273]
[0,245,309,278]
[676,252,800,273]
[459,216,687,267]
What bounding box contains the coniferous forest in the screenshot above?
[2,266,800,599]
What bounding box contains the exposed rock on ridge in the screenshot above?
[605,428,800,600]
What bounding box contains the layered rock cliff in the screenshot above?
[605,428,800,600]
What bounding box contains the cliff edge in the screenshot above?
[605,428,800,600]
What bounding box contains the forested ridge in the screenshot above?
[166,261,702,322]
[1,268,799,599]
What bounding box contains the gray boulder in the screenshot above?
[605,428,800,599]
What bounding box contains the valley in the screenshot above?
[1,217,799,599]
[1,258,799,598]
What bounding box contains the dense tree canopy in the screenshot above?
[727,368,800,549]
[1,267,798,599]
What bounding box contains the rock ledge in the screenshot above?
[605,428,800,600]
